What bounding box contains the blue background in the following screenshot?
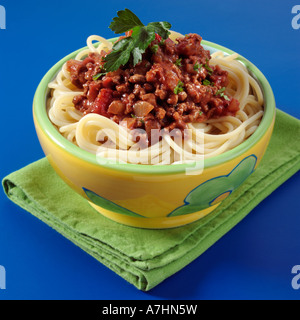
[0,0,299,300]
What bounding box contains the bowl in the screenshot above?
[33,39,276,229]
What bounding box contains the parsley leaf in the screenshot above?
[131,25,156,64]
[93,72,107,80]
[216,87,230,100]
[202,79,212,86]
[147,21,171,40]
[175,58,182,67]
[204,63,213,75]
[216,87,225,95]
[111,36,132,51]
[104,37,134,72]
[103,9,172,72]
[131,25,155,48]
[104,26,155,71]
[193,62,202,72]
[174,81,184,94]
[109,9,144,34]
[151,44,159,54]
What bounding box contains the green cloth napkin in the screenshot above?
[2,109,300,291]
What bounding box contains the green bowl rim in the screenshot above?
[33,38,276,175]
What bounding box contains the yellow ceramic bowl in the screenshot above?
[33,40,276,229]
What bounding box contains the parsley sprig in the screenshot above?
[104,9,171,72]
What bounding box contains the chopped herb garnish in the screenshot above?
[93,72,107,80]
[202,79,212,86]
[193,62,202,72]
[151,44,159,53]
[175,58,182,67]
[104,9,171,72]
[131,114,136,118]
[173,80,184,94]
[216,87,230,100]
[199,111,203,116]
[159,39,165,46]
[216,87,225,95]
[204,63,213,75]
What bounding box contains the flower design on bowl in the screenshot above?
[168,155,257,217]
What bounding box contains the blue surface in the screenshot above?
[0,0,299,300]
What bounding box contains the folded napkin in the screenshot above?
[2,109,300,291]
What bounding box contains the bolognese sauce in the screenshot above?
[66,33,240,142]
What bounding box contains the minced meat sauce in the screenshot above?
[66,33,240,143]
